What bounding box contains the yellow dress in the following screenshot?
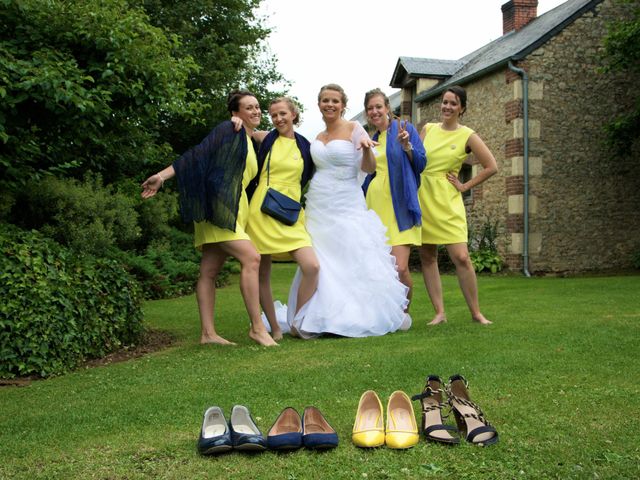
[419,123,474,245]
[366,131,421,246]
[246,136,312,254]
[193,135,258,248]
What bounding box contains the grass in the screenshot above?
[1,264,639,479]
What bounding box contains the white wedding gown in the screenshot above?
[275,124,409,338]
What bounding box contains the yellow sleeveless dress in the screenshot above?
[419,123,474,245]
[365,131,421,246]
[246,136,312,254]
[193,135,258,248]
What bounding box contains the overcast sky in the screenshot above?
[258,0,567,138]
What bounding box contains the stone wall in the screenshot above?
[519,0,640,273]
[415,0,640,274]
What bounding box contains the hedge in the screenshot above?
[0,224,144,378]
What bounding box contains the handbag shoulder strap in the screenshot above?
[265,147,273,186]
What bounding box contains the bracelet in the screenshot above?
[403,143,413,153]
[157,172,165,188]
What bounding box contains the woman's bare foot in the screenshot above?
[472,313,492,325]
[200,334,236,345]
[249,329,279,347]
[428,313,447,325]
[270,328,283,341]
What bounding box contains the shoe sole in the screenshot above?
[234,443,267,452]
[200,444,233,455]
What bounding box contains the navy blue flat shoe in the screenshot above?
[267,407,303,450]
[197,406,233,455]
[302,406,339,449]
[229,405,267,452]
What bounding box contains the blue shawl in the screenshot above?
[173,120,255,231]
[362,121,427,231]
[247,129,314,201]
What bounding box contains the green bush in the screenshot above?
[0,224,144,378]
[633,250,640,269]
[14,175,141,254]
[468,218,504,274]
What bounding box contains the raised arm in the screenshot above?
[352,122,377,174]
[447,133,498,192]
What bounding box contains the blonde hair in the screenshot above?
[318,83,348,116]
[270,96,302,125]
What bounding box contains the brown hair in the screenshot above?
[445,85,467,117]
[318,83,348,116]
[364,88,394,128]
[270,96,301,126]
[227,89,257,114]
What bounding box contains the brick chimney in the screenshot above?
[501,0,538,34]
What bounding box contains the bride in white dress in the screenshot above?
[283,84,409,338]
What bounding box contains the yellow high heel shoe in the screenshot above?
[385,391,419,449]
[352,390,385,448]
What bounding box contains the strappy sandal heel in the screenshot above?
[446,374,499,446]
[411,375,460,445]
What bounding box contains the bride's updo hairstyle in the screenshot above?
[318,83,348,117]
[270,96,302,126]
[227,89,257,114]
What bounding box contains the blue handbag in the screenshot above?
[260,149,301,226]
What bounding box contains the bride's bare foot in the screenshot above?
[472,313,492,325]
[270,328,283,341]
[428,313,447,325]
[200,334,236,345]
[249,329,279,347]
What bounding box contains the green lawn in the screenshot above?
[1,264,639,479]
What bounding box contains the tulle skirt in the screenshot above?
[269,171,409,338]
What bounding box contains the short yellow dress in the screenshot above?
[366,131,421,246]
[246,136,312,254]
[419,123,474,245]
[193,135,258,248]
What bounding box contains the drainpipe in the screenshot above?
[508,61,531,277]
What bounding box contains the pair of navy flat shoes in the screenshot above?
[267,406,338,450]
[197,405,266,455]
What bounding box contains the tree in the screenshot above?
[139,0,290,153]
[601,0,640,153]
[0,0,203,188]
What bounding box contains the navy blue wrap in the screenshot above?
[247,129,314,201]
[362,121,427,232]
[173,121,255,231]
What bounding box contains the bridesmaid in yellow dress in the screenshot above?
[141,90,277,346]
[418,85,498,325]
[362,89,426,326]
[244,97,319,340]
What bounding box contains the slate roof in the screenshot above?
[392,0,603,103]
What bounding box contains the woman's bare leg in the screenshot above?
[258,255,282,340]
[391,244,413,312]
[290,246,320,314]
[220,240,279,345]
[446,243,491,324]
[419,244,447,325]
[197,244,234,344]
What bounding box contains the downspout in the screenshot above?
[507,61,531,277]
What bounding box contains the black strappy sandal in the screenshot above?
[446,374,499,446]
[411,375,460,445]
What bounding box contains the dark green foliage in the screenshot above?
[13,175,142,254]
[601,0,640,153]
[0,0,202,188]
[139,0,290,152]
[468,218,504,274]
[0,224,144,378]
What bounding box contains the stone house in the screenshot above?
[389,0,639,274]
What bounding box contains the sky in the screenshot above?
[257,0,567,138]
